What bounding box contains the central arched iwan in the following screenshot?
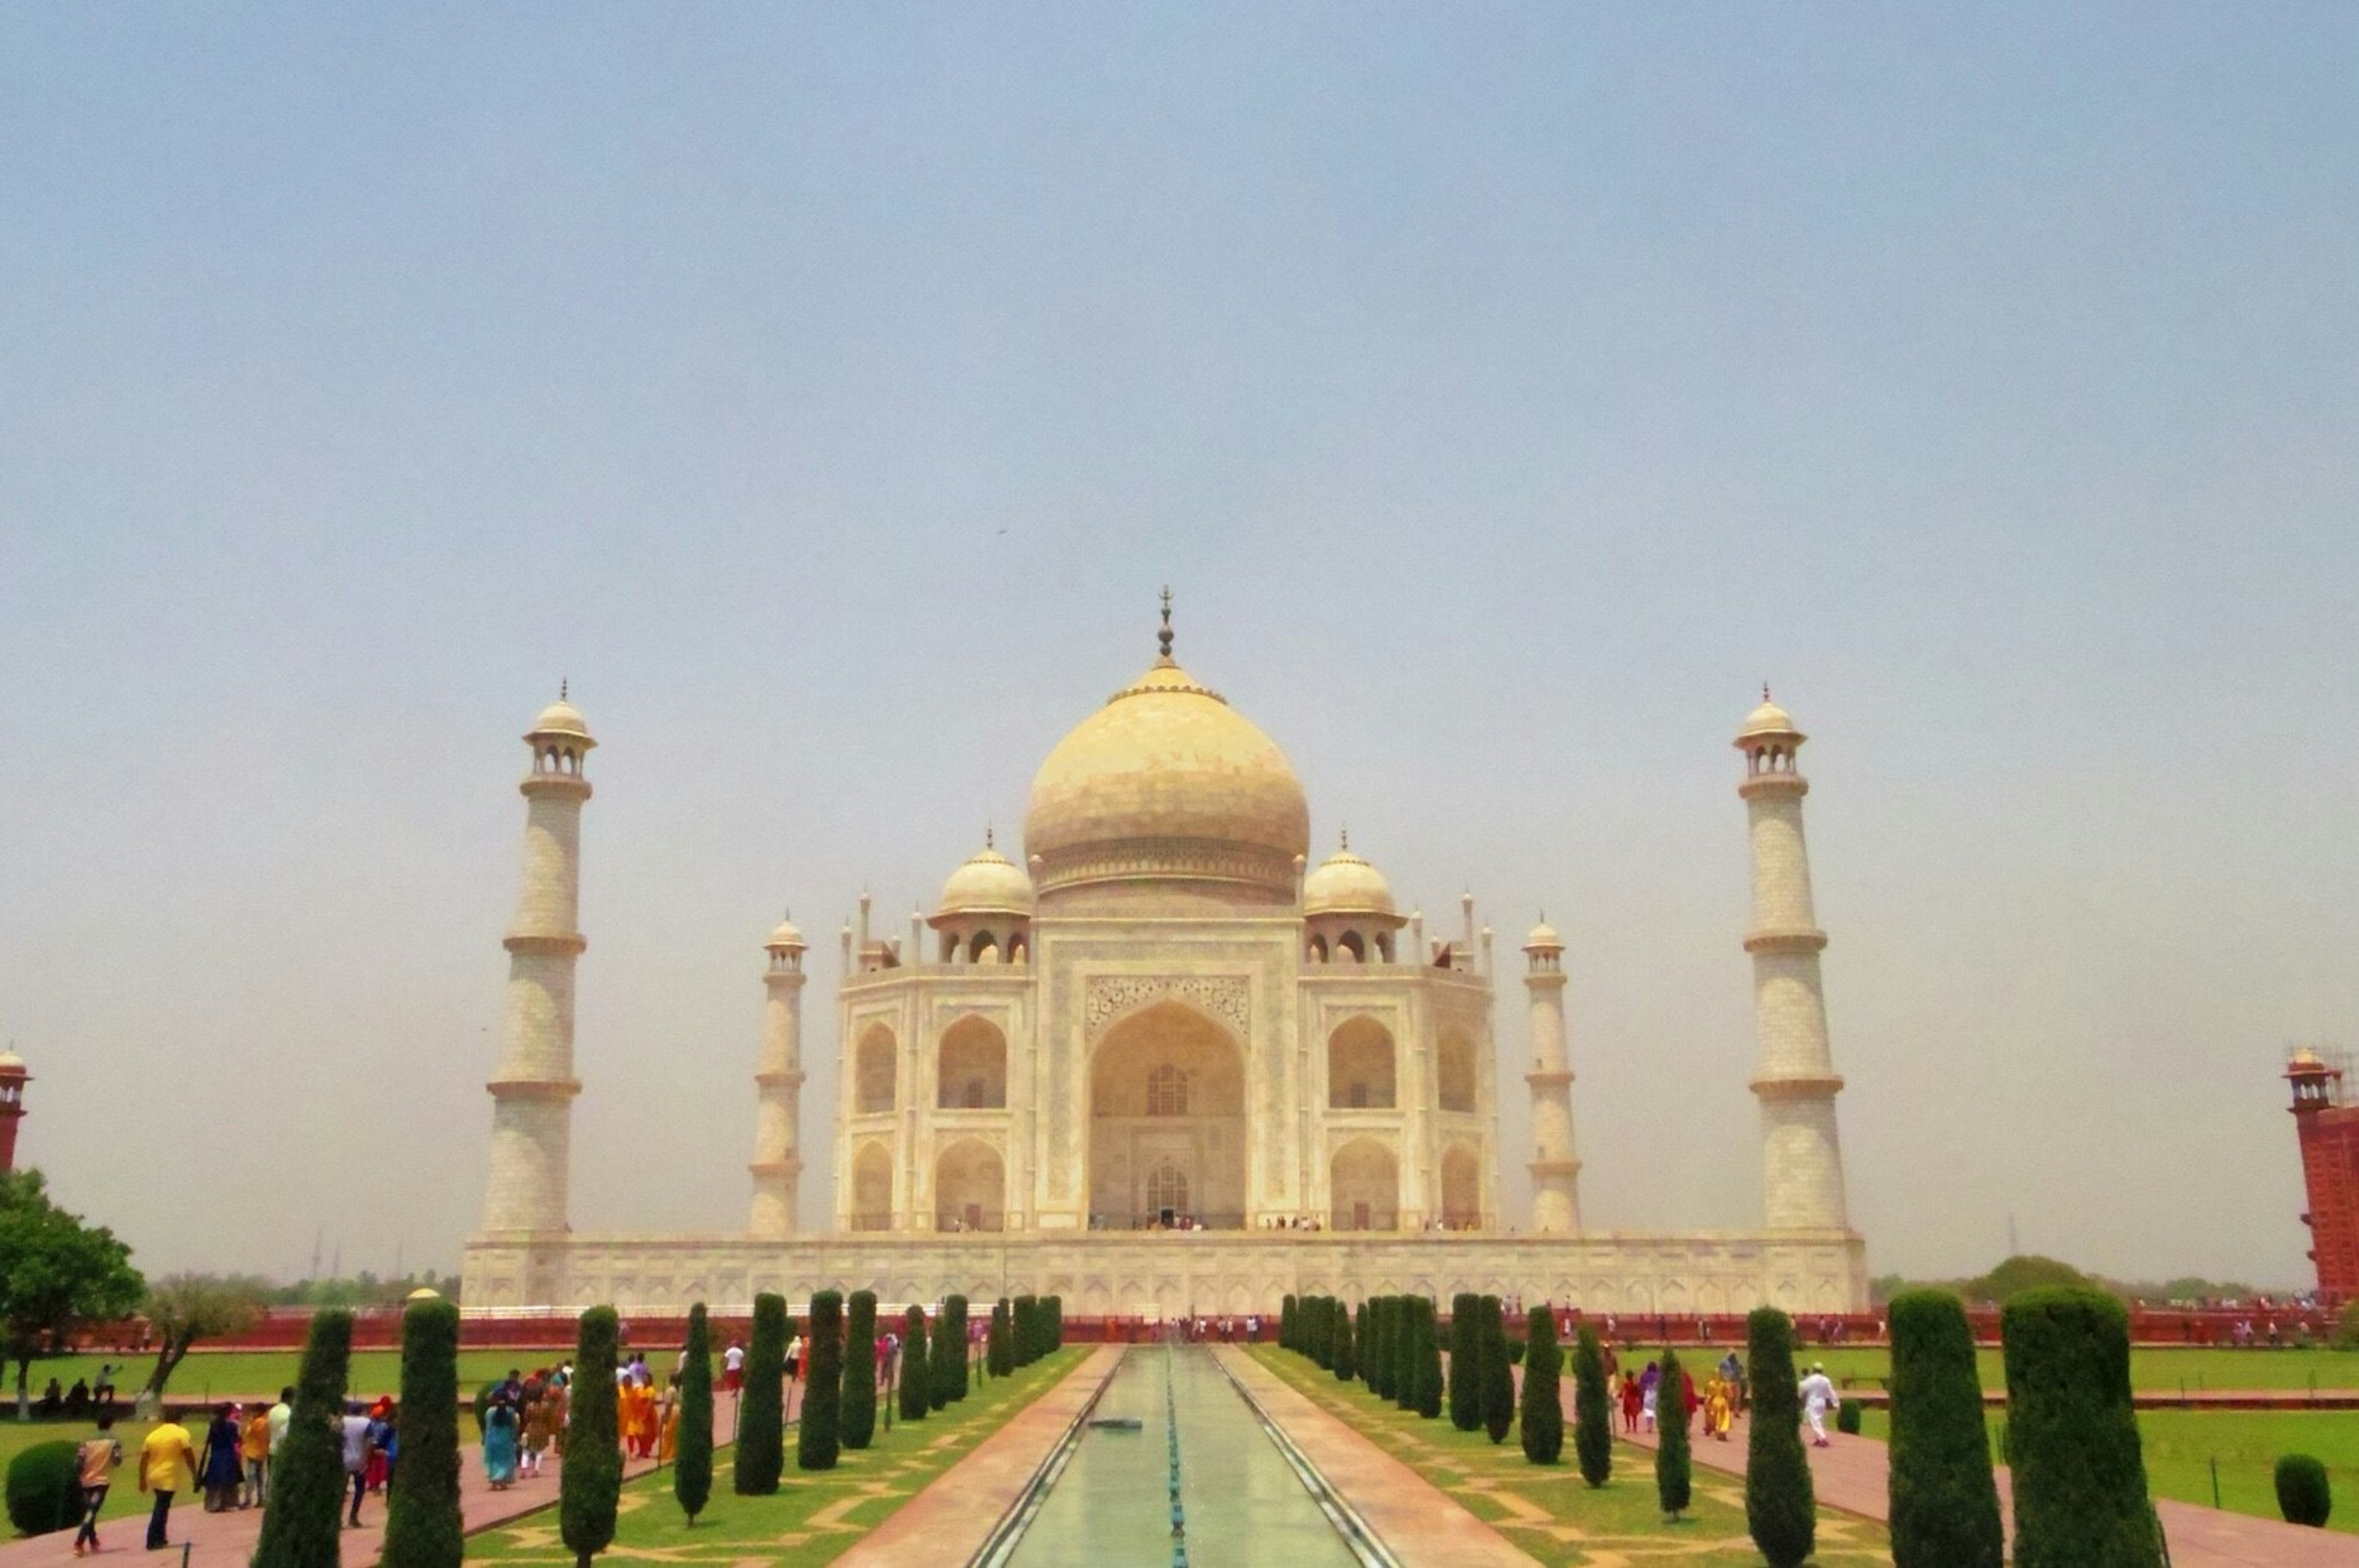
[1088,1000,1246,1229]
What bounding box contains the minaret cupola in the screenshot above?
[1302,830,1406,964]
[929,830,1035,964]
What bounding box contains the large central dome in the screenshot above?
[1024,655,1311,899]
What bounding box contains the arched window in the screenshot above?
[1327,1017,1398,1110]
[1146,1163,1189,1217]
[1146,1064,1189,1116]
[1337,930,1365,963]
[855,1026,896,1114]
[1307,934,1328,963]
[937,1016,1007,1109]
[971,931,998,964]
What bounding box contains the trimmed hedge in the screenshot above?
[675,1303,715,1519]
[254,1306,353,1568]
[4,1440,79,1537]
[1656,1346,1692,1519]
[842,1292,877,1451]
[1745,1307,1817,1568]
[1414,1297,1444,1419]
[2277,1453,2332,1527]
[988,1298,1013,1379]
[798,1290,843,1471]
[1573,1325,1613,1486]
[1448,1294,1481,1431]
[381,1296,464,1567]
[1888,1288,2002,1568]
[899,1305,931,1422]
[560,1306,624,1566]
[1519,1308,1563,1463]
[1480,1296,1514,1445]
[2001,1287,2159,1566]
[737,1292,788,1494]
[1367,1298,1391,1399]
[1282,1293,1299,1352]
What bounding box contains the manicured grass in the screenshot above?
[1699,1343,2359,1395]
[1853,1404,2359,1535]
[17,1348,539,1404]
[467,1346,1086,1567]
[1253,1348,1890,1567]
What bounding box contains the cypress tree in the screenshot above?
[1745,1307,1817,1568]
[929,1299,957,1410]
[736,1292,788,1494]
[2002,1287,2159,1567]
[1887,1289,2001,1567]
[1047,1295,1063,1350]
[1572,1325,1613,1487]
[946,1295,972,1402]
[254,1307,353,1568]
[560,1306,624,1568]
[1333,1301,1357,1381]
[797,1290,843,1471]
[1317,1297,1340,1369]
[1014,1294,1038,1365]
[1282,1294,1299,1352]
[988,1298,1013,1378]
[899,1306,931,1422]
[1413,1298,1444,1419]
[1480,1297,1514,1444]
[1366,1299,1390,1398]
[1448,1293,1481,1430]
[381,1296,463,1567]
[1519,1307,1563,1463]
[674,1303,714,1521]
[1656,1346,1692,1520]
[1391,1298,1414,1410]
[1354,1302,1371,1387]
[842,1292,877,1450]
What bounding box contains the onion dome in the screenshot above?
[1523,918,1563,952]
[936,837,1036,919]
[1024,598,1309,897]
[765,915,806,951]
[528,681,593,741]
[1302,834,1396,918]
[1737,685,1801,741]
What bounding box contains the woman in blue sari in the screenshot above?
[483,1395,521,1490]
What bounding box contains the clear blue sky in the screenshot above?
[2,4,2354,1288]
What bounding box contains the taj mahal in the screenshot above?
[461,604,1869,1317]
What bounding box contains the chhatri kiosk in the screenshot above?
[462,606,1868,1316]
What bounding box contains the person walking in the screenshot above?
[239,1400,272,1507]
[138,1410,197,1550]
[723,1339,746,1395]
[1798,1362,1840,1448]
[483,1394,522,1490]
[1618,1371,1642,1434]
[341,1400,376,1526]
[367,1399,398,1494]
[1638,1361,1661,1433]
[73,1413,122,1557]
[198,1403,243,1511]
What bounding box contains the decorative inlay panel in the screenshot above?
[1085,975,1251,1039]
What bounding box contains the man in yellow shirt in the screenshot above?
[138,1414,197,1550]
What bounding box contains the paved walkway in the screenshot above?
[837,1346,1123,1568]
[1214,1346,1538,1566]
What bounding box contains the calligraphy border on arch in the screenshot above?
[1084,975,1251,1040]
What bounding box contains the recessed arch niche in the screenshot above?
[1088,1000,1246,1229]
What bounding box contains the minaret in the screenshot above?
[479,690,594,1236]
[1522,922,1581,1231]
[748,915,808,1238]
[1737,689,1852,1233]
[0,1049,28,1174]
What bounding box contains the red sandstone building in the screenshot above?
[2287,1048,2359,1298]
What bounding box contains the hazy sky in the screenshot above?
[4,6,2355,1290]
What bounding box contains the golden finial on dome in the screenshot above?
[1339,825,1349,851]
[561,677,569,701]
[1158,585,1174,661]
[985,824,995,849]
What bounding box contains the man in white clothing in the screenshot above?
[1798,1362,1839,1448]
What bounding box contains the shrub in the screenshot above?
[1448,1293,1481,1430]
[1354,1301,1371,1387]
[798,1290,843,1471]
[4,1440,79,1537]
[737,1292,788,1494]
[1414,1298,1444,1418]
[1480,1297,1514,1445]
[1366,1298,1391,1399]
[1837,1401,1862,1434]
[1047,1295,1063,1350]
[1334,1300,1358,1381]
[1309,1296,1331,1368]
[1016,1293,1041,1365]
[2277,1453,2332,1527]
[2002,1287,2159,1566]
[254,1306,353,1568]
[1506,1336,1525,1365]
[1746,1308,1817,1568]
[929,1297,960,1410]
[842,1292,877,1451]
[1394,1298,1419,1412]
[1572,1325,1613,1486]
[1656,1346,1692,1519]
[1282,1293,1299,1352]
[1519,1308,1563,1463]
[675,1303,715,1519]
[381,1295,463,1567]
[988,1298,1013,1379]
[899,1306,931,1422]
[560,1306,624,1566]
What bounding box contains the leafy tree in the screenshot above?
[254,1308,353,1568]
[674,1303,714,1521]
[1412,1297,1443,1419]
[735,1293,787,1494]
[1656,1347,1692,1519]
[899,1305,931,1422]
[842,1292,877,1450]
[1479,1297,1514,1444]
[1745,1307,1817,1568]
[2277,1454,2331,1527]
[1447,1293,1481,1430]
[381,1295,463,1568]
[0,1171,143,1418]
[560,1307,623,1567]
[2002,1287,2159,1566]
[1572,1325,1613,1486]
[798,1290,843,1471]
[1519,1308,1563,1463]
[138,1272,270,1397]
[1333,1300,1356,1381]
[1970,1255,2096,1303]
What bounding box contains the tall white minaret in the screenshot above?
[1737,688,1852,1233]
[1522,919,1582,1231]
[748,915,807,1238]
[479,690,594,1235]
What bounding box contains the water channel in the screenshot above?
[1000,1345,1367,1567]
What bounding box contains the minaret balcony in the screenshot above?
[1738,774,1810,802]
[1743,927,1828,954]
[503,930,587,957]
[518,773,593,802]
[749,1155,802,1178]
[754,1069,805,1090]
[1528,1157,1581,1178]
[1524,1068,1575,1090]
[1750,1073,1845,1101]
[484,1076,583,1101]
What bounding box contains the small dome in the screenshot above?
[0,1049,22,1071]
[1524,919,1563,950]
[1302,841,1395,917]
[766,916,806,950]
[530,698,592,739]
[1737,691,1800,740]
[405,1287,444,1302]
[937,842,1036,919]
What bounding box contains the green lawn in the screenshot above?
[1852,1406,2359,1535]
[15,1349,554,1406]
[1,1415,188,1531]
[1653,1343,2359,1395]
[468,1347,1086,1567]
[1254,1348,1890,1566]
